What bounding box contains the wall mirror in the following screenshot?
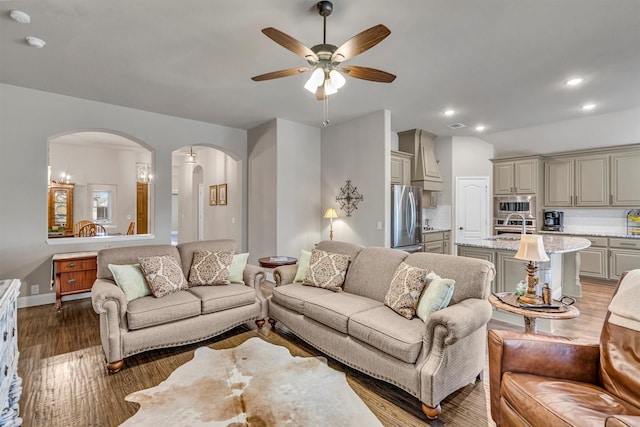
[48,131,153,241]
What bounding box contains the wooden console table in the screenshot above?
[53,251,97,310]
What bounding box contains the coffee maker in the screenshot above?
[543,210,564,231]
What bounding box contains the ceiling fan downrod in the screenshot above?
[317,1,333,44]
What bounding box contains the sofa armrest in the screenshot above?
[425,298,492,345]
[243,263,266,290]
[274,264,298,286]
[488,329,601,425]
[91,278,127,319]
[606,415,640,427]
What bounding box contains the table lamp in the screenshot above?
[514,234,550,305]
[324,208,338,240]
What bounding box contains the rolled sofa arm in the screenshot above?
[91,278,127,319]
[273,264,298,286]
[606,415,640,427]
[424,298,492,346]
[243,264,266,290]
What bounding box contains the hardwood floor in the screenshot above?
[16,281,614,426]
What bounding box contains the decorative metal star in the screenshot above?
[336,180,364,217]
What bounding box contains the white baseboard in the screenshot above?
[17,292,91,308]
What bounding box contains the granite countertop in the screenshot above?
[539,230,640,239]
[422,228,451,234]
[457,233,591,254]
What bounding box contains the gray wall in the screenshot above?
[321,110,391,247]
[0,83,247,301]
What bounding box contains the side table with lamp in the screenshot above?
[489,234,580,333]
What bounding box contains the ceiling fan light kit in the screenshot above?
[251,0,395,104]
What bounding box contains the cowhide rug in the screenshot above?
[120,337,383,426]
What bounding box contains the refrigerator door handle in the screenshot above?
[408,191,416,238]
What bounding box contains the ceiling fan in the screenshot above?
[251,0,396,100]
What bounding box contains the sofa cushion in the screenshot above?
[342,247,408,302]
[303,293,382,334]
[229,252,249,284]
[384,262,429,319]
[188,250,234,286]
[188,284,256,315]
[303,249,351,292]
[108,263,151,302]
[501,372,640,426]
[138,255,189,298]
[271,283,333,314]
[416,271,455,322]
[127,290,201,330]
[349,306,424,364]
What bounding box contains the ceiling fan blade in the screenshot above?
[262,27,318,62]
[251,67,310,81]
[339,65,396,83]
[331,24,391,63]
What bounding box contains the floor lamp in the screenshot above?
[324,208,338,240]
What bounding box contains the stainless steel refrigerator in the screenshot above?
[391,184,423,253]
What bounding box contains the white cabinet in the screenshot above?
[493,158,540,195]
[611,151,640,206]
[390,151,412,186]
[545,148,640,208]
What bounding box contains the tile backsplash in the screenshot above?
[561,209,628,234]
[423,205,452,229]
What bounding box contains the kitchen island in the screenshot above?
[457,234,591,333]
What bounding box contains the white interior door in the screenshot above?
[455,177,490,242]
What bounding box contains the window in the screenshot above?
[88,184,117,224]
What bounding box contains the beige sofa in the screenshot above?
[269,240,495,419]
[91,239,267,373]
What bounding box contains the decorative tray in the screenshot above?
[493,292,571,313]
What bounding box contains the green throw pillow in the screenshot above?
[229,253,249,284]
[293,249,312,282]
[108,263,152,302]
[416,271,455,322]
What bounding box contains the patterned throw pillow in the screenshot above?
[188,250,234,286]
[303,249,350,292]
[384,262,429,319]
[416,271,455,322]
[138,255,188,298]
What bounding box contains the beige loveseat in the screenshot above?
[91,239,267,373]
[269,240,495,419]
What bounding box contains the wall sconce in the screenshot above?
[185,146,197,164]
[324,208,338,240]
[514,234,550,305]
[136,163,153,183]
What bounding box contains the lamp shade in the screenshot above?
[323,208,338,219]
[514,234,550,262]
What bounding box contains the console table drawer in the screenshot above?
[58,258,97,273]
[59,271,97,293]
[52,252,98,309]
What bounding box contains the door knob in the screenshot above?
[459,227,464,230]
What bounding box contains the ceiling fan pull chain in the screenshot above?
[322,96,330,127]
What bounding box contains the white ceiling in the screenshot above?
[2,0,640,155]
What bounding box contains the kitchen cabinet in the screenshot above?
[423,230,451,254]
[578,236,608,279]
[48,182,74,234]
[53,252,97,310]
[609,238,640,280]
[390,150,412,185]
[424,191,438,208]
[544,147,640,208]
[492,157,540,195]
[397,129,443,191]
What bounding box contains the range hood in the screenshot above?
[397,129,443,191]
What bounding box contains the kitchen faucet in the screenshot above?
[503,212,527,234]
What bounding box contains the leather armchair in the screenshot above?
[488,270,640,427]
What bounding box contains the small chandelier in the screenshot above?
[304,68,346,97]
[185,146,197,164]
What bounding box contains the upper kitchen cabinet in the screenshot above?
[491,157,540,195]
[544,146,640,208]
[397,129,443,191]
[390,150,412,186]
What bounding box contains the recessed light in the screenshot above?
[10,10,31,24]
[26,36,46,48]
[565,77,584,86]
[475,125,486,132]
[581,103,596,110]
[443,109,456,116]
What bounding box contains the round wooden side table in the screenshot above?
[258,256,298,269]
[489,293,580,333]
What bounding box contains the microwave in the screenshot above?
[494,195,536,219]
